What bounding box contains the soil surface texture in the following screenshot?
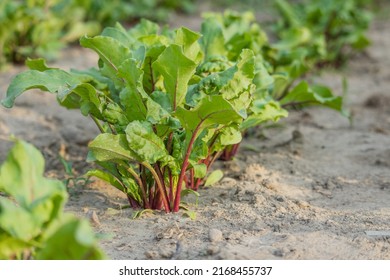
[1,13,389,260]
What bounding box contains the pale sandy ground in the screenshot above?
[0,11,389,260]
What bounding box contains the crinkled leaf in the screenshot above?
[102,102,129,127]
[125,121,168,164]
[128,19,160,38]
[220,49,255,117]
[241,100,288,130]
[216,126,242,147]
[145,95,171,124]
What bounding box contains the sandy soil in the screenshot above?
[0,13,389,260]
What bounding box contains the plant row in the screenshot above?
[2,11,353,213]
[0,0,194,68]
[1,0,374,69]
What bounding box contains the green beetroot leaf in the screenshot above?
[174,95,244,210]
[211,126,243,153]
[125,121,169,164]
[118,58,149,122]
[176,95,243,136]
[187,49,256,116]
[86,166,144,208]
[241,100,288,131]
[0,140,66,212]
[36,215,104,260]
[175,27,203,63]
[80,35,132,72]
[1,69,80,108]
[280,81,343,111]
[80,35,133,89]
[88,133,139,163]
[219,49,256,117]
[25,57,53,71]
[58,83,103,117]
[85,169,127,194]
[204,170,224,187]
[117,58,146,97]
[0,199,44,242]
[200,17,227,59]
[0,140,104,259]
[0,163,66,246]
[153,44,197,110]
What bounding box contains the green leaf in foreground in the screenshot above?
[0,140,104,260]
[36,215,104,260]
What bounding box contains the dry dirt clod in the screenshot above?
[292,129,304,144]
[209,228,224,243]
[145,250,159,259]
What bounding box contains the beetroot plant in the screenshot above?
[2,20,257,212]
[199,11,344,160]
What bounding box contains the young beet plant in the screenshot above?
[200,11,344,160]
[2,20,257,213]
[274,0,372,67]
[0,140,104,259]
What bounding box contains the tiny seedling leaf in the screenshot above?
[204,170,224,187]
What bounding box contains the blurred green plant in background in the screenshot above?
[273,0,373,67]
[0,0,194,69]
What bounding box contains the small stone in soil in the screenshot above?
[207,245,220,255]
[209,228,224,243]
[145,250,159,259]
[273,249,284,257]
[295,200,310,209]
[116,244,128,251]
